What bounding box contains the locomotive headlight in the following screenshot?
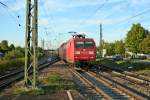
[75,51,80,54]
[75,56,78,59]
[89,51,94,54]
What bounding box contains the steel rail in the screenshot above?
[98,64,150,96]
[70,68,111,99]
[0,58,59,89]
[88,70,150,100]
[70,68,126,100]
[0,69,23,80]
[67,90,73,100]
[100,65,150,83]
[0,58,48,81]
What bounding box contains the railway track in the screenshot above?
[67,90,73,100]
[100,64,150,83]
[97,65,150,95]
[90,70,149,99]
[70,68,134,100]
[90,65,150,99]
[0,57,59,90]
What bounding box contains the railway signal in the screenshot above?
[24,0,38,89]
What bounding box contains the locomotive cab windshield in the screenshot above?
[75,41,95,48]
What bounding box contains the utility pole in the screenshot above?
[24,0,38,89]
[42,39,44,50]
[99,24,103,58]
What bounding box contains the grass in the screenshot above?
[13,74,75,95]
[13,87,45,95]
[136,69,150,76]
[41,74,75,94]
[0,54,44,73]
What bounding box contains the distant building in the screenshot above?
[102,49,106,57]
[126,51,149,59]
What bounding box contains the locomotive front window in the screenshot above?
[75,41,94,48]
[84,42,94,48]
[75,42,84,48]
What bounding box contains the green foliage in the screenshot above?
[96,59,150,72]
[100,23,149,55]
[15,46,25,52]
[0,45,25,72]
[0,58,24,72]
[103,42,115,56]
[46,75,63,84]
[0,40,45,73]
[0,40,9,53]
[37,47,44,59]
[125,23,148,53]
[3,49,24,60]
[14,87,45,95]
[41,74,75,94]
[114,40,125,55]
[136,69,150,76]
[9,44,15,51]
[43,74,74,86]
[13,74,75,95]
[139,34,150,54]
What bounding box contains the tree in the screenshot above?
[139,34,150,54]
[0,40,9,53]
[125,23,148,53]
[114,40,125,55]
[9,44,15,51]
[0,47,2,52]
[4,49,24,60]
[15,46,25,54]
[103,42,115,56]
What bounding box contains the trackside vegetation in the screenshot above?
[13,74,75,95]
[99,23,150,56]
[0,41,25,73]
[94,59,150,76]
[0,40,44,73]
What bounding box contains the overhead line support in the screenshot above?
[25,0,38,89]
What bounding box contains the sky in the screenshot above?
[0,0,150,49]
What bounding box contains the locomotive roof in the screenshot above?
[72,37,94,41]
[59,37,95,48]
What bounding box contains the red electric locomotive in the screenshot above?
[59,34,96,67]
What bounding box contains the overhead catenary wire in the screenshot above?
[101,8,150,43]
[36,1,57,48]
[0,1,21,27]
[39,0,68,49]
[101,8,150,34]
[0,1,7,7]
[39,0,56,35]
[115,8,150,25]
[75,0,109,30]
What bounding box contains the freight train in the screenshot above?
[58,34,96,67]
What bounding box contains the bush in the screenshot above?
[0,46,45,73]
[3,49,24,60]
[0,58,24,72]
